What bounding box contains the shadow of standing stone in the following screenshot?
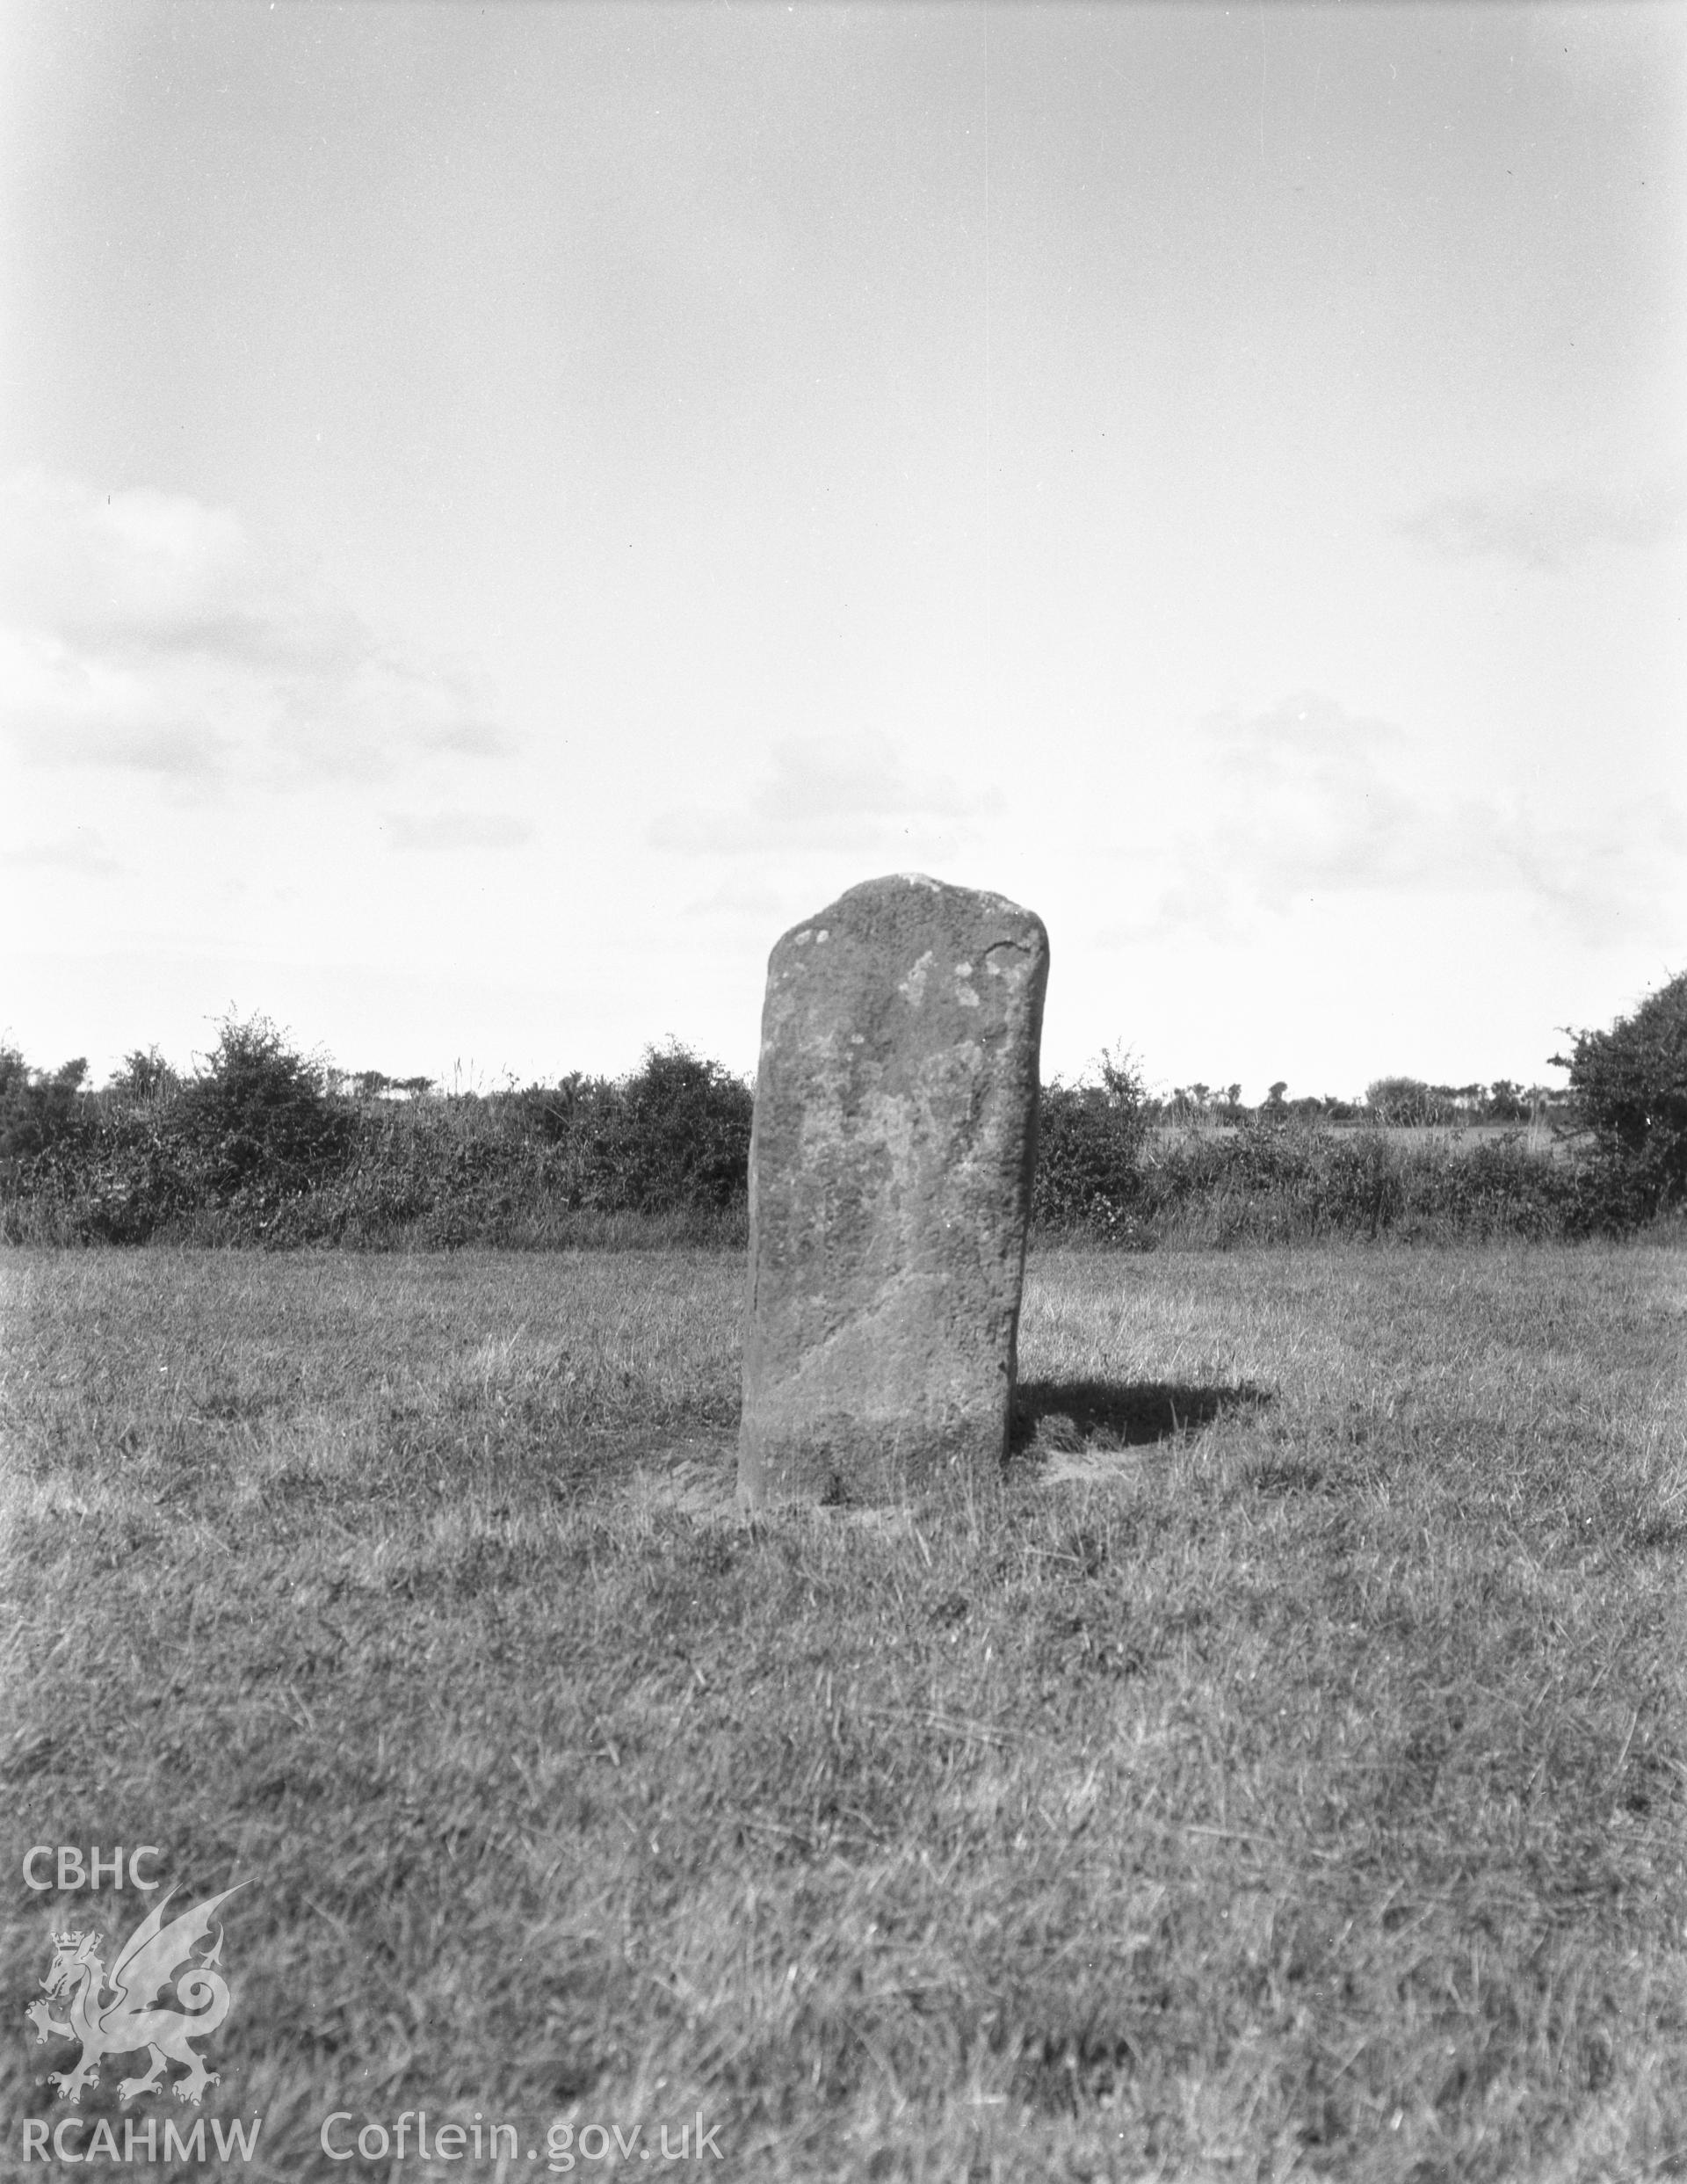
[737,874,1049,1507]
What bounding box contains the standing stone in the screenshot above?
[737,874,1049,1507]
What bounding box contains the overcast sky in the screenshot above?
[3,2,1682,1099]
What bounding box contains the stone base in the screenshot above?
[738,1409,1010,1509]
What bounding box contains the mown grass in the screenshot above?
[4,1243,1686,2180]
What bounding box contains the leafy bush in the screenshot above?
[0,1048,89,1169]
[590,1043,755,1214]
[1138,1117,1397,1244]
[1132,1116,1580,1246]
[31,1115,198,1245]
[174,1014,354,1208]
[1553,970,1687,1223]
[1365,1077,1456,1126]
[1032,1048,1152,1241]
[108,1047,183,1104]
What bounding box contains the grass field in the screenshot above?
[4,1241,1686,2181]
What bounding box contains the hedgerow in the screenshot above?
[3,982,1678,1249]
[1,1017,752,1249]
[1130,1118,1587,1247]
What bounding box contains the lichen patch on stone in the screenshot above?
[898,949,936,1006]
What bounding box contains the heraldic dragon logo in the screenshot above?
[25,1884,245,2108]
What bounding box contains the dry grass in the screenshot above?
[4,1242,1686,2180]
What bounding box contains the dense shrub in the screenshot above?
[108,1047,183,1103]
[3,1016,353,1244]
[1133,1116,1581,1246]
[1141,1119,1394,1243]
[32,1115,197,1244]
[1365,1076,1454,1126]
[1032,1050,1152,1241]
[589,1044,755,1214]
[1487,1079,1530,1124]
[1554,970,1687,1223]
[0,1048,90,1168]
[173,1015,353,1203]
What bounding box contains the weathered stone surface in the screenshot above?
[737,873,1049,1507]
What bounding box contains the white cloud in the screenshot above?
[677,877,792,926]
[0,470,507,787]
[385,812,536,853]
[0,829,119,875]
[1397,477,1685,572]
[1496,797,1687,946]
[650,730,996,854]
[1108,693,1681,946]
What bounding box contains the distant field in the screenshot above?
[4,1242,1685,2180]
